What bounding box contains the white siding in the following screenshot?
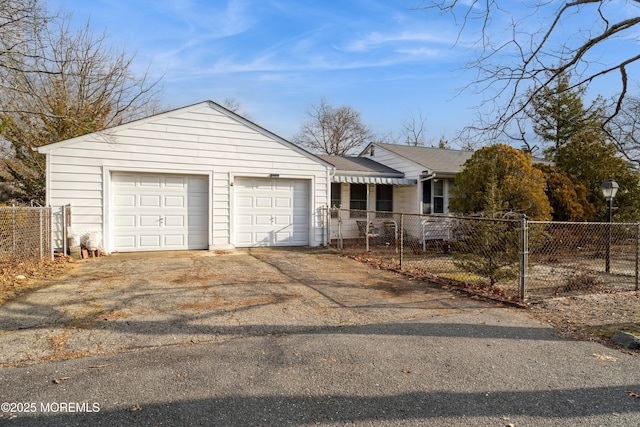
[42,102,329,252]
[364,146,423,213]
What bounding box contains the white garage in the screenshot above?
[111,172,209,252]
[37,101,332,253]
[234,177,309,247]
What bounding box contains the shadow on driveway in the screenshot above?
[1,248,639,425]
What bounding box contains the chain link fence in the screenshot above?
[327,208,639,302]
[0,206,53,262]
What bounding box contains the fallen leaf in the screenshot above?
[592,353,617,361]
[627,390,640,399]
[131,405,142,411]
[52,377,70,384]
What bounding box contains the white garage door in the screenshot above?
[235,177,309,247]
[111,172,208,252]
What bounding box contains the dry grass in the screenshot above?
[0,254,77,304]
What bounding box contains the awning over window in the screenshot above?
[332,176,417,185]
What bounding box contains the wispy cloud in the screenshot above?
[341,30,453,53]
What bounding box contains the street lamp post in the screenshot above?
[600,180,619,273]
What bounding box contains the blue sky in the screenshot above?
[46,0,638,148]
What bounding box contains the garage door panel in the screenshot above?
[139,176,161,187]
[293,214,307,223]
[275,181,292,191]
[139,235,161,247]
[188,234,207,246]
[274,215,291,225]
[236,196,253,208]
[275,198,291,208]
[165,177,186,188]
[140,195,161,207]
[115,195,136,208]
[188,214,208,227]
[188,177,208,191]
[114,235,136,249]
[113,174,136,186]
[255,197,272,208]
[188,197,208,208]
[114,215,136,227]
[255,215,272,226]
[112,172,208,252]
[275,231,292,243]
[163,215,185,227]
[254,232,272,244]
[139,215,162,227]
[235,232,252,245]
[165,196,185,208]
[292,232,309,245]
[164,235,185,246]
[236,214,253,226]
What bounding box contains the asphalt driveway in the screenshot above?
[0,247,488,367]
[0,247,638,425]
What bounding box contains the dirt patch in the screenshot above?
[0,255,77,304]
[351,252,639,352]
[526,291,640,346]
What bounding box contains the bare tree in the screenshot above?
[418,1,640,145]
[401,109,428,146]
[608,95,640,167]
[0,0,44,69]
[221,98,252,120]
[0,6,163,204]
[292,99,373,155]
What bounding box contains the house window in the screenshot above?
[331,183,342,208]
[330,182,341,218]
[422,180,432,214]
[433,180,444,214]
[376,184,393,217]
[350,184,367,218]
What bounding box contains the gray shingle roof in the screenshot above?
[371,143,474,173]
[319,155,404,176]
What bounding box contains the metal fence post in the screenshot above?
[338,208,343,251]
[399,213,404,270]
[39,208,43,259]
[48,207,53,260]
[12,204,16,256]
[322,206,327,246]
[519,215,528,302]
[366,211,371,252]
[62,205,67,257]
[636,222,640,291]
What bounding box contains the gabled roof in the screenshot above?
[365,142,552,174]
[365,142,474,175]
[320,155,417,185]
[37,100,333,167]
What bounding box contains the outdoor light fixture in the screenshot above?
[600,179,619,274]
[600,179,619,201]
